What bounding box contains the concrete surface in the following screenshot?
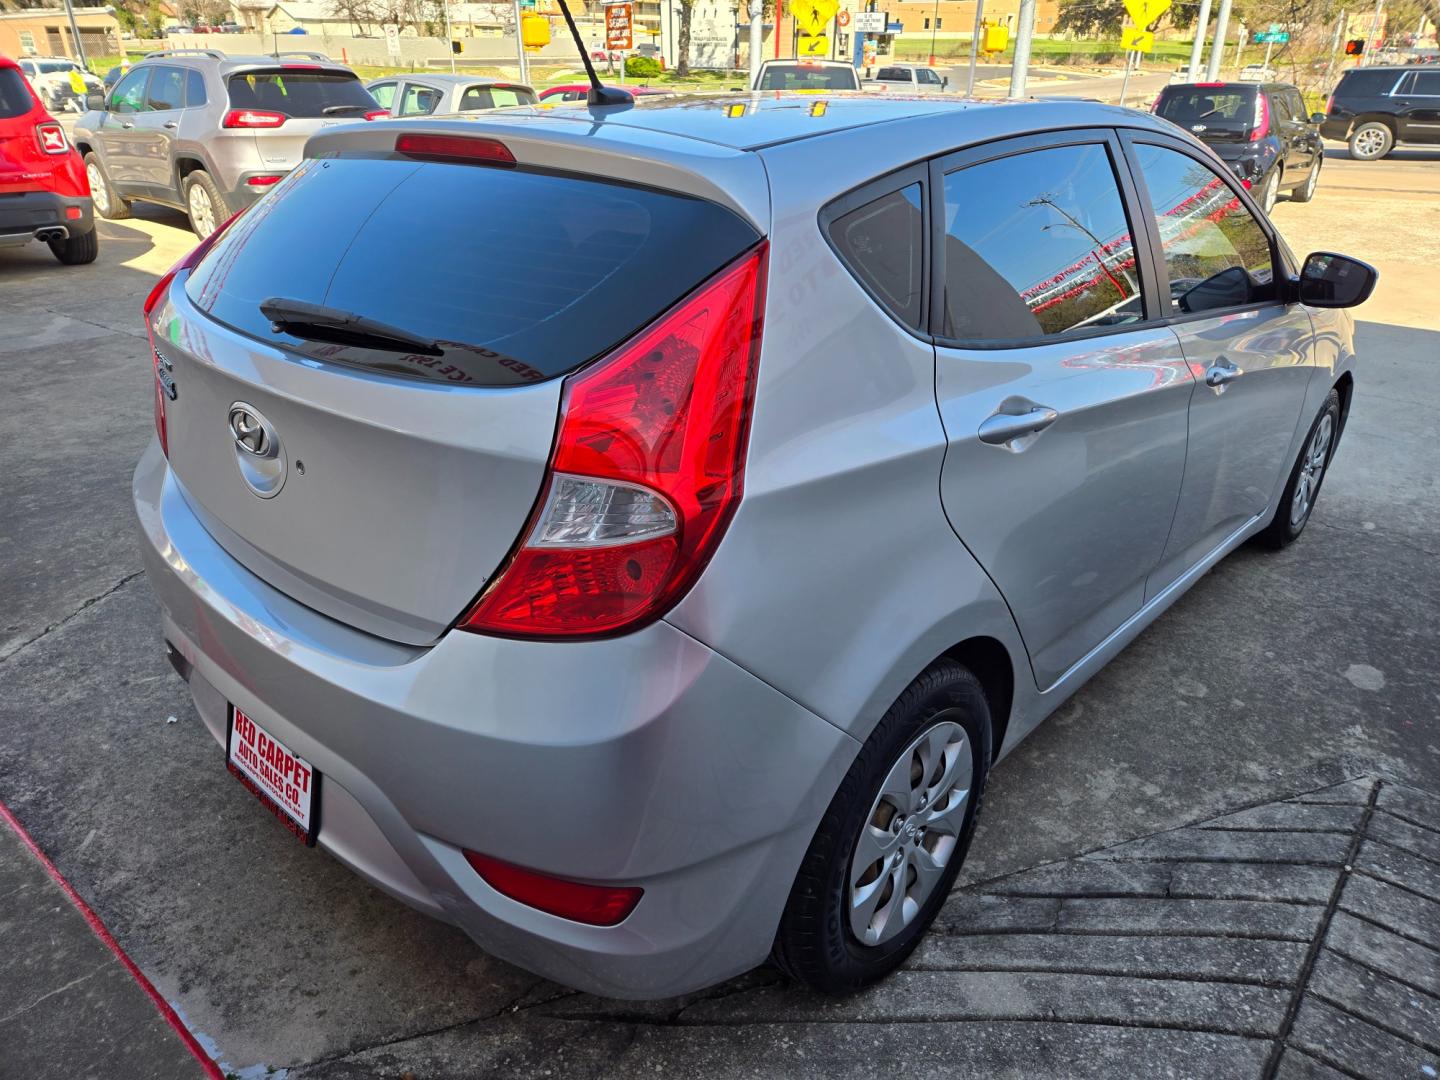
[0,144,1436,1077]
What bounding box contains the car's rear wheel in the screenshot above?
[772,660,991,994]
[1291,157,1321,203]
[183,170,226,239]
[1349,122,1393,161]
[1258,167,1280,213]
[84,153,130,220]
[49,225,99,265]
[1259,389,1341,549]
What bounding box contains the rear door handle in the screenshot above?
[163,121,178,129]
[120,121,134,128]
[978,405,1060,447]
[1205,358,1242,388]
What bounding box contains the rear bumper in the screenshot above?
[132,441,855,998]
[0,189,92,246]
[1320,117,1353,141]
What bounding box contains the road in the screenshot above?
[1,139,1437,1077]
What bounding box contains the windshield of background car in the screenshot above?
[0,68,33,117]
[758,66,857,90]
[1155,85,1257,134]
[184,158,761,387]
[36,60,82,75]
[226,70,375,117]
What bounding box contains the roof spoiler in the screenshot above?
[143,48,226,60]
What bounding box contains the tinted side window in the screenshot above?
[1414,71,1440,95]
[1268,90,1292,121]
[1132,143,1275,315]
[876,66,908,80]
[1338,69,1403,97]
[459,85,534,109]
[0,68,31,119]
[110,68,149,113]
[399,83,440,115]
[186,69,207,107]
[145,66,185,111]
[827,183,925,331]
[940,143,1144,340]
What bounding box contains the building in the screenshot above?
[0,6,119,62]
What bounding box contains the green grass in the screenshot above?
[892,36,1192,66]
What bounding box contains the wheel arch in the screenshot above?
[1334,369,1354,439]
[174,154,208,188]
[937,636,1016,764]
[73,139,94,158]
[1351,113,1399,137]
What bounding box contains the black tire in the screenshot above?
[182,169,227,239]
[1258,389,1341,549]
[1348,121,1394,161]
[1290,157,1321,203]
[84,152,130,221]
[772,660,992,994]
[49,226,99,265]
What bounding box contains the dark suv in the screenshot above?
[1321,66,1440,160]
[73,49,382,238]
[1153,82,1325,211]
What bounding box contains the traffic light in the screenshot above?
[1344,39,1364,55]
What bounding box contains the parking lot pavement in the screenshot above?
[1,154,1437,1076]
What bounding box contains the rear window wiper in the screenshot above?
[322,104,370,115]
[260,297,442,356]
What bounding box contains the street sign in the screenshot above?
[1121,0,1170,29]
[789,0,839,37]
[797,33,830,56]
[1253,29,1289,42]
[852,10,886,33]
[1121,27,1155,52]
[606,2,632,50]
[383,23,401,61]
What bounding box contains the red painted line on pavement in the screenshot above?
[0,798,225,1080]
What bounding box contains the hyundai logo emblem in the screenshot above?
[227,402,286,498]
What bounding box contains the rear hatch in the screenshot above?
[224,66,378,170]
[160,145,760,643]
[1155,84,1259,144]
[0,67,49,194]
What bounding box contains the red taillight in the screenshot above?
[458,243,768,639]
[245,174,283,187]
[1250,92,1270,141]
[364,109,390,121]
[394,133,515,165]
[142,210,245,458]
[36,121,68,155]
[463,851,642,926]
[222,108,286,129]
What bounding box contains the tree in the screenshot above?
[1054,0,1204,38]
[675,0,696,76]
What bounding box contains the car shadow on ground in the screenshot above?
[1322,145,1440,162]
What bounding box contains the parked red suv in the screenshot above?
[0,56,98,264]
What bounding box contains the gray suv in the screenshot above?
[74,49,381,238]
[133,95,1376,999]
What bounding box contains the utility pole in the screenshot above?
[444,0,456,73]
[928,0,940,64]
[1119,45,1133,105]
[1233,20,1245,67]
[1008,0,1036,98]
[1362,0,1383,65]
[62,0,87,67]
[748,0,762,87]
[1204,0,1231,80]
[1187,0,1212,77]
[965,0,985,93]
[1322,9,1345,90]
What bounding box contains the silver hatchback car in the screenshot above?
[133,95,1375,999]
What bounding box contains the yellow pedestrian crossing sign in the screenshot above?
[797,33,830,57]
[1122,0,1170,29]
[1121,27,1155,51]
[789,0,839,37]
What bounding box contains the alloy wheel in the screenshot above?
[1303,161,1320,200]
[1354,127,1386,159]
[188,183,216,238]
[87,161,109,216]
[1291,412,1333,528]
[848,718,972,947]
[1261,171,1279,213]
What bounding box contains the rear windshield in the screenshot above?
[1155,85,1256,128]
[0,68,33,118]
[458,84,537,110]
[1335,69,1404,97]
[875,67,911,81]
[185,157,760,387]
[757,65,857,90]
[226,70,375,118]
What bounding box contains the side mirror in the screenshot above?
[942,76,950,88]
[1309,112,1327,124]
[86,91,106,111]
[1297,251,1379,308]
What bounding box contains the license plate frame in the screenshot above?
[226,705,321,847]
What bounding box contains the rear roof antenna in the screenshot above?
[553,0,633,107]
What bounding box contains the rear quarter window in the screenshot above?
[826,184,925,331]
[185,158,761,387]
[1336,69,1404,97]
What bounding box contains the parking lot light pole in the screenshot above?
[749,0,762,87]
[62,0,87,68]
[965,0,985,94]
[513,0,529,83]
[1008,0,1035,97]
[1187,0,1212,78]
[1204,0,1231,80]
